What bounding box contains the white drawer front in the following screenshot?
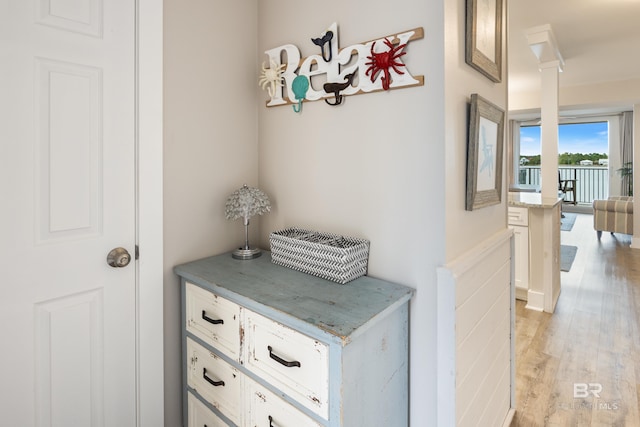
[245,311,329,419]
[186,282,241,361]
[508,207,529,226]
[187,392,229,427]
[247,378,322,427]
[187,338,242,426]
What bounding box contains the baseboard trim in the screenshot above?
[525,290,544,311]
[502,408,517,427]
[515,286,528,301]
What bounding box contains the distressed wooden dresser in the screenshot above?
[174,252,414,427]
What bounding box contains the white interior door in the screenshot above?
[0,1,137,426]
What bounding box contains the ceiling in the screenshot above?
[508,0,640,111]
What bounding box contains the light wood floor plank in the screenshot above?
[514,213,640,426]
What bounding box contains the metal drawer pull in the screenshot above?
[201,310,223,325]
[202,368,225,387]
[267,346,301,368]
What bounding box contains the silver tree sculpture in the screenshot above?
[225,184,271,259]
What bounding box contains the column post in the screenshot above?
[525,24,564,199]
[539,60,561,200]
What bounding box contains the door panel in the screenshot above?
[0,0,137,425]
[36,0,103,37]
[34,290,105,427]
[36,58,102,241]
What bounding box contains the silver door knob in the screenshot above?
[107,247,131,268]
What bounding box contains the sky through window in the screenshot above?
[520,122,608,156]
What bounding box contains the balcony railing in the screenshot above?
[518,166,609,204]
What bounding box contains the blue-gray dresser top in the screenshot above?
[174,252,414,341]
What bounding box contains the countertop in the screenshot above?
[508,191,563,209]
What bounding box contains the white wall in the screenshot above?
[256,0,443,281]
[437,230,513,426]
[163,0,509,425]
[256,1,445,424]
[440,1,512,424]
[163,1,258,425]
[443,0,508,261]
[510,77,640,112]
[256,0,507,424]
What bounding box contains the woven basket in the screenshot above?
[269,228,370,284]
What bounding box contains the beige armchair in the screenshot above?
[592,196,634,238]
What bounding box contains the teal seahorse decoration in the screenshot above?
[291,75,309,113]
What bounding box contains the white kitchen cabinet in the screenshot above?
[175,252,414,427]
[508,193,562,313]
[508,206,529,301]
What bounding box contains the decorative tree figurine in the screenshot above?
[225,184,271,259]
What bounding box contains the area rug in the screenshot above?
[561,213,577,231]
[560,245,578,272]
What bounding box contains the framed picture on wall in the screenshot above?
[466,94,504,211]
[465,0,503,82]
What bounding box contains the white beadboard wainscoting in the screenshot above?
[437,229,515,427]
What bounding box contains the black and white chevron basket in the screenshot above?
[269,228,370,284]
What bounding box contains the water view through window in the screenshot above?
[518,122,609,203]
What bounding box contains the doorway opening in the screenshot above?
[515,121,610,207]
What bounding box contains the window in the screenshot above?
[514,120,610,204]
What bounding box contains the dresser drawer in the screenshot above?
[186,282,241,361]
[245,311,329,419]
[508,207,529,226]
[187,391,229,427]
[187,338,242,425]
[246,378,322,427]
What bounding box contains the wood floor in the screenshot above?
[514,212,640,426]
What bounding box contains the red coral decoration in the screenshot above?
[365,38,408,90]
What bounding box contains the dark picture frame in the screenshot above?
[466,94,504,211]
[465,0,503,83]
